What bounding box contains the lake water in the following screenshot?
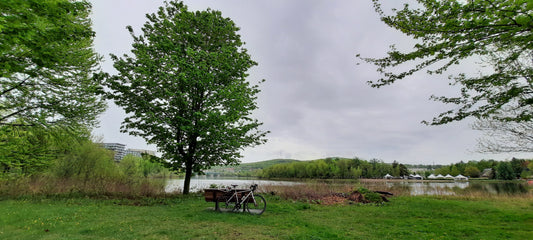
[164,176,300,193]
[165,177,531,196]
[361,179,531,196]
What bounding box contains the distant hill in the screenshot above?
[205,159,300,177]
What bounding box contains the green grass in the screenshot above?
[0,194,531,240]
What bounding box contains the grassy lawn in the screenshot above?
[0,194,531,240]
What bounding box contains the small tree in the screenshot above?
[496,161,515,180]
[105,1,267,194]
[464,166,481,178]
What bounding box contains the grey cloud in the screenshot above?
[90,0,521,165]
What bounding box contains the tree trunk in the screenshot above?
[183,160,193,194]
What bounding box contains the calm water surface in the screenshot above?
[165,177,531,196]
[164,176,299,193]
[361,180,531,196]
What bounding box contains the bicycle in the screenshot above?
[215,184,266,215]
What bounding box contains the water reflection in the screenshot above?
[364,180,530,196]
[384,181,469,196]
[165,176,299,193]
[165,177,530,196]
[467,182,529,195]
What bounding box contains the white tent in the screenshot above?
[436,174,444,179]
[444,174,454,179]
[454,174,468,181]
[384,174,393,179]
[428,174,437,179]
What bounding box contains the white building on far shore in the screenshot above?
[102,143,155,161]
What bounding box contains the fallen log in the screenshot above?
[374,190,394,196]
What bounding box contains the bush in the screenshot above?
[52,140,118,181]
[496,162,515,180]
[357,187,383,204]
[118,155,143,177]
[464,166,481,178]
[1,140,169,198]
[118,154,171,178]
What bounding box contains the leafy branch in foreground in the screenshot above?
[0,0,106,128]
[359,0,533,126]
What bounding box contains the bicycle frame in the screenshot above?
[216,184,266,214]
[224,188,256,211]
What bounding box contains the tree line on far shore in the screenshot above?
[259,157,533,180]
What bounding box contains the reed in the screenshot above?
[0,175,168,199]
[259,179,533,202]
[261,182,352,201]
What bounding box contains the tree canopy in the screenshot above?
[105,1,268,194]
[360,0,533,125]
[0,0,106,127]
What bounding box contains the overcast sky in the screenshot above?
[89,0,529,165]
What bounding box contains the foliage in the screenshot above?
[360,0,533,125]
[434,160,501,178]
[260,157,394,179]
[104,0,267,194]
[0,122,90,177]
[260,158,532,180]
[391,160,409,177]
[464,166,481,178]
[0,141,168,197]
[206,159,298,177]
[118,155,143,178]
[521,169,532,178]
[496,161,516,180]
[51,140,118,182]
[118,154,171,178]
[0,0,106,127]
[357,187,384,204]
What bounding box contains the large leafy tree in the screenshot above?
[0,0,106,127]
[360,0,533,126]
[105,1,268,194]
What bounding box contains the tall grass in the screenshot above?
[0,141,169,198]
[260,179,533,202]
[262,181,355,202]
[0,175,166,198]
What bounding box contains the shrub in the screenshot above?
[51,140,118,181]
[464,166,481,178]
[118,155,143,177]
[496,162,515,180]
[357,187,384,204]
[118,154,171,178]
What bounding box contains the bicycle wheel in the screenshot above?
[245,194,266,215]
[216,195,237,213]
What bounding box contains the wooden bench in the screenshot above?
[204,188,227,202]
